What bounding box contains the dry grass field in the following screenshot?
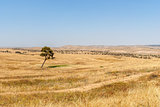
[0,48,160,107]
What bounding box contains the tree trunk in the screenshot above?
[41,58,47,68]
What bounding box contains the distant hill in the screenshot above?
[148,45,160,47]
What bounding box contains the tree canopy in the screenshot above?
[40,46,54,68]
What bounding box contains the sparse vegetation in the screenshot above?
[0,48,160,106]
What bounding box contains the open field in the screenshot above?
[0,48,160,106]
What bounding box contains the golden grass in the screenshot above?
[0,49,160,106]
[1,77,160,107]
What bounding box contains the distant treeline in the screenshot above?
[54,50,160,59]
[12,48,40,52]
[0,50,11,53]
[1,48,160,59]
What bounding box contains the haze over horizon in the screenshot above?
[0,0,160,47]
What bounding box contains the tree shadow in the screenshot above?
[48,65,68,68]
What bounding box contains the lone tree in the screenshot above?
[40,46,54,68]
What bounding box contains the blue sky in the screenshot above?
[0,0,160,47]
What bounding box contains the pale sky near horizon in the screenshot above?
[0,0,160,47]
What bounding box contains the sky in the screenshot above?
[0,0,160,47]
